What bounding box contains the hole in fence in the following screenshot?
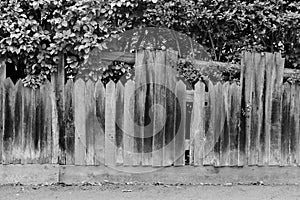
[185,150,190,165]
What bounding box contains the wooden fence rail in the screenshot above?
[0,51,299,167]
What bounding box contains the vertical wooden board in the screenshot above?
[74,79,86,165]
[190,82,205,166]
[105,80,116,166]
[290,84,298,165]
[39,84,47,164]
[115,82,124,165]
[44,81,53,164]
[50,81,58,164]
[281,83,291,166]
[64,80,75,165]
[22,87,32,164]
[220,82,230,166]
[143,51,155,166]
[204,81,215,165]
[152,51,166,167]
[270,53,284,165]
[95,80,105,166]
[248,53,265,166]
[52,53,65,165]
[229,84,240,166]
[0,79,3,164]
[85,80,95,165]
[12,80,23,164]
[297,85,300,166]
[239,52,254,166]
[123,81,135,166]
[163,50,178,166]
[33,87,42,164]
[3,79,15,164]
[263,53,277,165]
[213,83,221,166]
[134,50,146,166]
[174,81,186,166]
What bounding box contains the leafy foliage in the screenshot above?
[0,0,299,86]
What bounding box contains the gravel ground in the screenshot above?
[1,183,300,200]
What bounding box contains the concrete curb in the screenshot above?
[1,165,300,185]
[0,164,59,185]
[59,166,300,185]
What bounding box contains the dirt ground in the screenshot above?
[0,183,300,200]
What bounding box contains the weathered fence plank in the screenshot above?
[214,82,226,166]
[44,81,53,164]
[229,83,240,166]
[204,81,215,166]
[163,50,178,166]
[85,80,95,165]
[281,83,291,166]
[220,82,230,166]
[105,80,116,166]
[190,82,205,166]
[249,53,265,166]
[34,86,43,164]
[290,84,298,165]
[174,81,186,166]
[65,80,75,165]
[95,80,105,165]
[153,51,166,167]
[13,80,23,164]
[115,82,124,165]
[143,51,155,166]
[0,79,3,163]
[270,53,284,165]
[3,79,15,164]
[134,51,146,166]
[123,81,135,166]
[240,52,253,166]
[74,79,86,165]
[52,52,65,164]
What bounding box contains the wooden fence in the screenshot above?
[0,51,299,167]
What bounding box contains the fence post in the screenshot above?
[51,52,65,164]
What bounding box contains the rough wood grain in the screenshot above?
[105,80,116,166]
[44,81,53,164]
[50,81,58,164]
[0,79,3,164]
[13,80,23,164]
[143,51,155,166]
[51,53,65,165]
[134,50,146,166]
[190,82,205,166]
[85,80,95,165]
[153,51,166,167]
[174,81,186,166]
[220,82,230,166]
[65,80,75,165]
[249,53,265,166]
[270,53,284,165]
[115,82,124,165]
[290,84,298,165]
[95,80,105,166]
[204,81,215,166]
[74,79,86,165]
[3,79,15,164]
[239,52,253,166]
[229,83,240,166]
[281,83,291,166]
[123,81,135,166]
[163,50,178,166]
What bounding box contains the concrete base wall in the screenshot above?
[1,165,300,185]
